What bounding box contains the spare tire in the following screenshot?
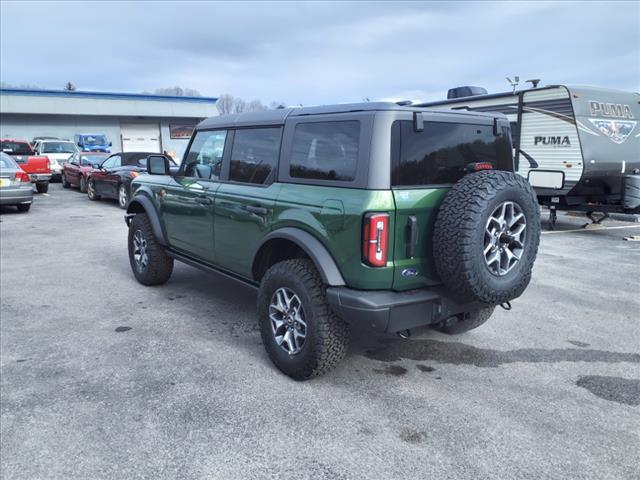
[433,170,540,304]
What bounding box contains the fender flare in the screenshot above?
[255,228,346,286]
[125,195,168,246]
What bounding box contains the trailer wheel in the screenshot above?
[433,170,540,304]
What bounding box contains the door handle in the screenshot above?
[195,195,212,205]
[246,205,268,215]
[405,215,418,258]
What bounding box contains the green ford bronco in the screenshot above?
[125,102,540,380]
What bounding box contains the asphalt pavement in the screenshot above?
[1,183,639,480]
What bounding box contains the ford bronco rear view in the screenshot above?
[125,103,540,380]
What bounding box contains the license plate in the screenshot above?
[0,178,9,187]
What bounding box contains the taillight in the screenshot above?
[16,171,31,183]
[363,213,389,267]
[467,162,493,172]
[130,171,140,178]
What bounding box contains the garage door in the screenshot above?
[121,123,161,152]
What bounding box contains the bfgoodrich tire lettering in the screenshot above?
[257,259,349,380]
[433,170,540,304]
[128,213,174,285]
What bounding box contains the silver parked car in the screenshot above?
[0,152,34,212]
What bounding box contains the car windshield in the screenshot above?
[1,141,34,155]
[0,152,18,168]
[42,142,77,153]
[80,154,108,165]
[81,135,108,146]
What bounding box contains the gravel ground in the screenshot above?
[1,183,639,480]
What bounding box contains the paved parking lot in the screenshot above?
[1,183,639,480]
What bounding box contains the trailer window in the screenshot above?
[391,120,512,186]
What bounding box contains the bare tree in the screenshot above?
[63,82,76,91]
[216,94,235,115]
[247,99,267,112]
[153,86,202,97]
[233,98,247,114]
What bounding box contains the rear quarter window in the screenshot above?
[391,120,512,186]
[289,121,359,182]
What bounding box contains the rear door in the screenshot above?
[214,127,282,278]
[390,119,512,290]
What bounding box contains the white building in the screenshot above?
[0,88,219,159]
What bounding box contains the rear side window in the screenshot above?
[229,128,281,184]
[391,121,512,186]
[289,121,359,182]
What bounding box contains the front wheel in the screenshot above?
[35,182,49,194]
[257,259,349,380]
[62,174,70,188]
[118,184,129,209]
[128,213,174,285]
[87,179,100,200]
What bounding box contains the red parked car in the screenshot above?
[0,139,51,193]
[62,152,109,193]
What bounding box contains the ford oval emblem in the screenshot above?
[402,268,419,278]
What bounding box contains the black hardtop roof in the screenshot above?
[197,102,502,130]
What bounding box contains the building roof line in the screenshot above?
[0,88,218,104]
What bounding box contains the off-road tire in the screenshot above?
[433,170,540,304]
[79,176,88,193]
[257,259,349,380]
[434,306,495,335]
[128,213,173,286]
[62,174,70,188]
[16,203,31,212]
[35,182,48,194]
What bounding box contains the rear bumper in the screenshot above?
[0,187,34,205]
[29,174,51,183]
[326,286,484,333]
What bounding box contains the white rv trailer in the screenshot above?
[418,85,639,226]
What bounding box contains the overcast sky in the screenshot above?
[1,1,638,105]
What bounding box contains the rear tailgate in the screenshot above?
[391,188,448,290]
[13,155,50,174]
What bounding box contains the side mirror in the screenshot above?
[77,142,82,147]
[109,142,112,147]
[147,155,170,175]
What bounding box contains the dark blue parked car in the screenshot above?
[74,133,112,153]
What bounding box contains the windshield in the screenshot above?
[1,141,34,155]
[81,135,108,146]
[0,152,18,169]
[42,142,77,154]
[79,154,108,166]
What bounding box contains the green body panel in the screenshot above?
[214,182,282,278]
[161,177,219,263]
[391,187,449,290]
[272,184,396,290]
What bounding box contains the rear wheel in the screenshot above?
[87,179,100,200]
[118,184,128,209]
[257,259,349,380]
[128,213,174,285]
[433,306,495,335]
[16,203,31,212]
[79,176,88,193]
[35,182,48,194]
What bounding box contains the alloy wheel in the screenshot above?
[119,185,128,208]
[269,287,307,355]
[483,201,527,276]
[132,230,148,272]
